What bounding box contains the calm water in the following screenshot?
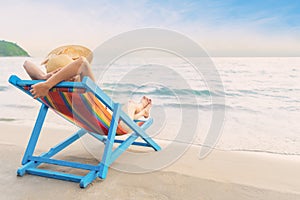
[0,57,299,156]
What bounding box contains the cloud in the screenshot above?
[0,0,299,57]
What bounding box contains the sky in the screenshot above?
[0,0,299,57]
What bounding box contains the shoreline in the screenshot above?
[3,120,300,157]
[0,122,300,199]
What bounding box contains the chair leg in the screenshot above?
[18,129,87,177]
[22,104,48,165]
[80,170,98,188]
[98,103,121,179]
[120,111,161,151]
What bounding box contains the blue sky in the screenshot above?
[1,0,299,56]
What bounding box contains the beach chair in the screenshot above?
[8,75,161,188]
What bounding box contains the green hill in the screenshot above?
[0,40,30,57]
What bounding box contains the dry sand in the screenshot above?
[0,123,300,200]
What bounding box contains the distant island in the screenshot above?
[0,40,30,57]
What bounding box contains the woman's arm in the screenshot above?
[30,57,95,99]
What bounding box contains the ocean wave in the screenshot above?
[0,118,16,122]
[279,106,300,112]
[225,89,261,97]
[4,104,36,109]
[163,103,225,109]
[103,83,220,97]
[225,88,297,101]
[0,86,8,91]
[152,139,300,157]
[222,148,300,157]
[153,102,255,112]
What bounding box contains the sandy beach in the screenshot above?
[0,122,299,200]
[1,0,300,198]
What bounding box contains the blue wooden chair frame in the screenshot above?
[8,75,161,188]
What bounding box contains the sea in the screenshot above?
[0,56,299,157]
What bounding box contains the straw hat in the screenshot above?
[42,45,93,73]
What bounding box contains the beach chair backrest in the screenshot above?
[23,86,128,135]
[9,75,145,136]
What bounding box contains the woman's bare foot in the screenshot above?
[134,101,152,119]
[141,102,152,118]
[135,96,151,112]
[30,82,51,99]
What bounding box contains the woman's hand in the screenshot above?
[30,82,51,99]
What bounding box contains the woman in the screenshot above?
[23,45,152,121]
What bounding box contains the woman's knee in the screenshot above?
[23,60,35,70]
[73,56,87,66]
[79,56,89,66]
[23,60,30,68]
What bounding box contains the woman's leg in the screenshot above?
[125,97,152,120]
[23,60,47,80]
[127,102,138,120]
[30,57,95,99]
[78,57,95,82]
[119,101,152,132]
[133,103,152,120]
